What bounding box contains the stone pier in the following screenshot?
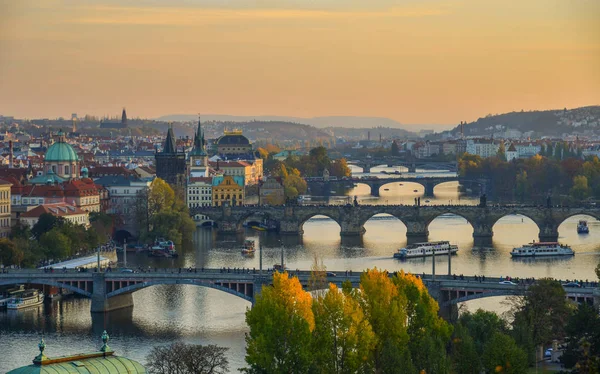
[90,273,133,313]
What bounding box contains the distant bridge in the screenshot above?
[1,269,597,319]
[190,204,600,245]
[347,157,458,173]
[306,176,476,197]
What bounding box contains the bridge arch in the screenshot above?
[425,210,476,236]
[557,213,600,238]
[0,279,93,298]
[299,212,342,234]
[106,279,253,302]
[443,289,525,307]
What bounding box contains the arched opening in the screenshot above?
[345,182,374,199]
[377,181,424,204]
[557,214,600,245]
[432,181,461,199]
[362,214,407,252]
[491,214,539,248]
[427,213,474,247]
[114,229,134,243]
[302,214,341,245]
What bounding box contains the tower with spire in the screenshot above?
[155,123,186,185]
[189,115,209,177]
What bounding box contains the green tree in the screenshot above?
[283,174,307,199]
[312,283,375,373]
[32,213,63,239]
[244,272,314,373]
[497,142,507,161]
[450,324,480,374]
[0,238,23,267]
[40,229,72,260]
[458,309,507,355]
[515,170,528,202]
[511,279,571,361]
[482,332,528,374]
[560,304,600,370]
[571,175,591,200]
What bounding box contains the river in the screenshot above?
[1,166,599,372]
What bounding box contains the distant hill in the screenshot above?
[452,106,600,137]
[158,114,414,129]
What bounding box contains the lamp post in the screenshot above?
[123,238,127,269]
[259,240,263,276]
[432,250,436,280]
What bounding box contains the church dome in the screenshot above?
[216,134,250,145]
[46,140,79,162]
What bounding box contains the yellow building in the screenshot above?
[212,175,244,207]
[0,179,11,237]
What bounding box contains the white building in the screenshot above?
[466,139,500,158]
[93,176,152,219]
[20,203,89,228]
[506,143,519,162]
[514,143,541,158]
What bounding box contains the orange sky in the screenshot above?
[0,0,598,124]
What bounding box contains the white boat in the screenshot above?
[577,220,589,234]
[7,289,44,310]
[510,242,574,257]
[394,241,458,259]
[0,285,25,309]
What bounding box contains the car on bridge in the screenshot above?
[562,282,581,288]
[499,280,517,285]
[326,272,337,277]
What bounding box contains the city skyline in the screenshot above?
[0,0,598,124]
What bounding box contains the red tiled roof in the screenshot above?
[21,203,87,218]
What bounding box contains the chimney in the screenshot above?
[9,140,13,168]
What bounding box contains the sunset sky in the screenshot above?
[0,0,598,125]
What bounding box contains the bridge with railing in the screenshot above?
[1,268,597,319]
[306,176,468,197]
[190,204,600,246]
[346,157,458,173]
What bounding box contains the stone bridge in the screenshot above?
[347,158,458,173]
[190,204,600,245]
[1,270,597,320]
[311,176,465,197]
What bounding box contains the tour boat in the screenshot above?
[149,239,178,258]
[251,226,266,231]
[0,285,25,309]
[394,241,458,259]
[7,289,44,310]
[510,242,574,257]
[577,220,589,234]
[241,240,256,255]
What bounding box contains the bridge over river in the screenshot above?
[1,268,597,320]
[346,158,458,173]
[191,204,600,246]
[306,176,483,197]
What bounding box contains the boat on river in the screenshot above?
[510,242,574,257]
[7,289,44,310]
[394,241,458,259]
[149,239,178,258]
[577,220,589,234]
[0,285,25,309]
[241,240,256,255]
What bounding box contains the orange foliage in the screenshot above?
[273,271,315,331]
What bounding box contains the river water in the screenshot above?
[2,166,600,372]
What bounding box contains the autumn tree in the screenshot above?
[356,269,413,372]
[244,271,314,373]
[571,175,591,200]
[312,283,375,373]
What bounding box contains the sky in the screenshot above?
[0,0,598,125]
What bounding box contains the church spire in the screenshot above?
[121,108,127,126]
[163,124,177,154]
[191,114,207,156]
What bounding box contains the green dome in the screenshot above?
[45,141,78,162]
[7,356,147,374]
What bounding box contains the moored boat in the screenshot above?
[510,242,574,257]
[241,240,256,255]
[149,239,178,258]
[394,241,458,259]
[7,289,44,310]
[577,220,589,234]
[0,285,25,309]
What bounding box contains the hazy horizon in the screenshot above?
[1,0,598,124]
